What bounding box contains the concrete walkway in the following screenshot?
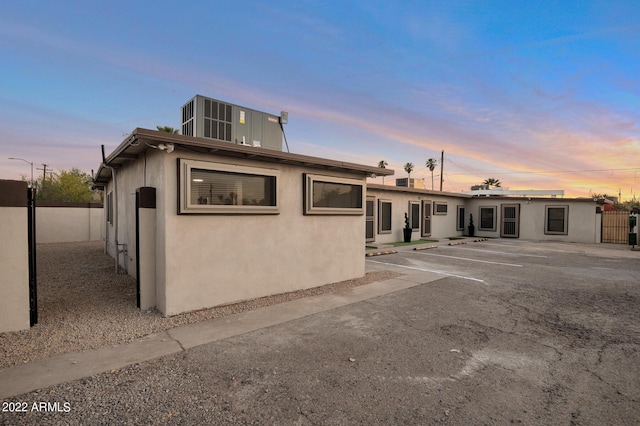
[0,260,441,399]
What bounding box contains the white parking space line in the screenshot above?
[412,252,523,267]
[453,247,548,258]
[366,259,486,283]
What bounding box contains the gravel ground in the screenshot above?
[0,242,400,370]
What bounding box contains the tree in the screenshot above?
[483,177,501,188]
[404,162,414,182]
[36,168,100,202]
[425,158,437,190]
[156,125,179,134]
[378,160,388,184]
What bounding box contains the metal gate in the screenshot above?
[28,187,38,326]
[601,210,630,244]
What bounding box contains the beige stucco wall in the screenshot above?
[366,187,468,243]
[138,206,156,310]
[0,207,30,332]
[161,152,365,315]
[104,149,164,278]
[106,149,365,316]
[37,207,103,243]
[465,198,598,243]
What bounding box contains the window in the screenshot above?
[378,199,392,234]
[545,205,569,235]
[456,205,465,231]
[479,206,497,231]
[304,174,364,215]
[178,159,279,214]
[106,192,113,225]
[409,201,420,231]
[434,202,448,215]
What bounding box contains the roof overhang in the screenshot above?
[93,128,394,188]
[367,183,472,198]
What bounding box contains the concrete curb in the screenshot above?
[365,250,398,257]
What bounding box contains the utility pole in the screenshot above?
[439,150,444,191]
[37,164,48,185]
[37,164,53,193]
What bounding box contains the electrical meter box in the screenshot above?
[181,95,283,151]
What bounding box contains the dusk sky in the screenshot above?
[1,1,638,199]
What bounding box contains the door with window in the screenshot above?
[421,200,432,237]
[365,197,375,242]
[500,204,520,238]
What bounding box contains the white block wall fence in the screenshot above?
[0,180,30,332]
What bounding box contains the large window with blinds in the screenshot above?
[178,159,279,214]
[304,174,364,215]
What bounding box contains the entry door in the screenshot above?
[365,197,375,242]
[421,200,432,237]
[500,204,520,238]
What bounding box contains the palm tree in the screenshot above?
[425,158,437,190]
[404,162,414,181]
[156,126,179,134]
[378,160,388,184]
[483,178,501,188]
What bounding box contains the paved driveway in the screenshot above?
[3,240,640,425]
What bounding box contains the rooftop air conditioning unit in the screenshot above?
[181,95,285,151]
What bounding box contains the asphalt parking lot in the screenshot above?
[3,240,640,425]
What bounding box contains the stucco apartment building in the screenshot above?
[367,184,599,244]
[0,134,599,332]
[92,128,393,316]
[92,127,599,317]
[0,95,609,333]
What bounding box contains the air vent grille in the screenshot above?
[181,100,194,136]
[203,99,232,142]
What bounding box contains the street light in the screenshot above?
[8,157,34,188]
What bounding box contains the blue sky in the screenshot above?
[1,0,638,198]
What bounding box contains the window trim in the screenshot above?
[478,206,497,231]
[178,158,280,215]
[303,173,364,215]
[433,202,448,215]
[545,205,569,235]
[378,199,392,234]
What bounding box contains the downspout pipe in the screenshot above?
[102,144,119,274]
[101,147,108,254]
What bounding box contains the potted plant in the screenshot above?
[403,213,412,243]
[468,214,475,237]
